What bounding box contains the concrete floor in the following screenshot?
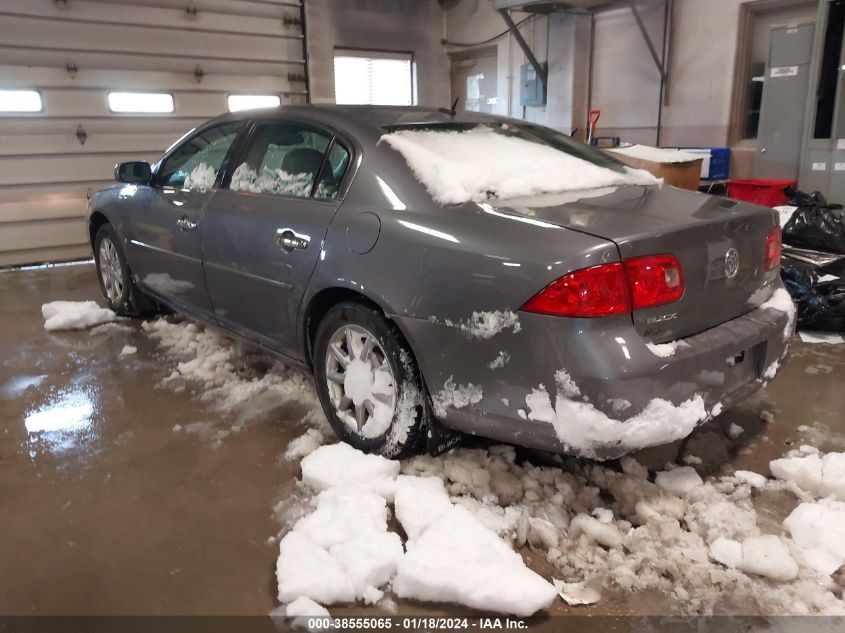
[1,263,843,620]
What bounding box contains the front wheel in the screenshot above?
[313,302,428,458]
[94,224,157,316]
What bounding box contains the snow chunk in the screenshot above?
[460,310,521,339]
[569,513,623,548]
[646,340,689,358]
[728,423,744,440]
[119,345,137,356]
[276,531,356,604]
[432,376,483,418]
[739,536,799,582]
[734,470,767,488]
[488,351,510,370]
[655,467,703,496]
[525,378,707,458]
[607,144,702,164]
[784,500,845,576]
[769,452,845,501]
[393,505,557,617]
[284,596,330,617]
[709,537,743,569]
[183,162,216,193]
[760,288,796,339]
[285,429,325,462]
[552,578,601,606]
[300,443,399,500]
[393,476,452,541]
[42,300,117,331]
[380,126,656,205]
[293,486,389,549]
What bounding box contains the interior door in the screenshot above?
[127,122,242,316]
[754,23,815,179]
[202,121,351,358]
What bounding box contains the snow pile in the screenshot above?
[524,371,707,458]
[380,126,657,205]
[607,145,702,164]
[276,443,557,617]
[184,163,216,192]
[42,300,117,331]
[769,451,845,500]
[646,340,689,358]
[460,310,521,339]
[399,446,845,615]
[143,318,324,443]
[119,345,137,356]
[230,163,313,197]
[488,351,510,370]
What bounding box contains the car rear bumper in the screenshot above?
[393,280,794,459]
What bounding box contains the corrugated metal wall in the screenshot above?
[0,0,308,267]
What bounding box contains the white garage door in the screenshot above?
[0,0,308,267]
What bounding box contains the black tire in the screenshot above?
[93,223,158,317]
[313,301,429,458]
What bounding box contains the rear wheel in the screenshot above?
[94,224,157,316]
[313,302,428,458]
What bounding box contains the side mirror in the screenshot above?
[115,161,152,184]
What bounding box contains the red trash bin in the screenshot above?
[727,179,796,207]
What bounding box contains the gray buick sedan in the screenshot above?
[87,105,794,460]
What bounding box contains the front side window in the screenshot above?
[230,123,332,198]
[157,122,242,191]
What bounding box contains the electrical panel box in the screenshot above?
[520,63,547,106]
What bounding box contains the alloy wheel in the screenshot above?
[324,324,397,438]
[98,237,125,304]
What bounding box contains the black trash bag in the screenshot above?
[782,187,845,254]
[780,257,845,332]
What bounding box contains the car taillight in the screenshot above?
[764,226,782,271]
[520,263,631,317]
[623,254,684,309]
[521,254,685,318]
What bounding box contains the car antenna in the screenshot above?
[438,98,459,117]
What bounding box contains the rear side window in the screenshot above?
[230,123,331,198]
[157,122,242,191]
[315,141,350,200]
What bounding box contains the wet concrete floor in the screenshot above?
[1,263,843,621]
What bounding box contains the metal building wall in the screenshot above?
[0,0,308,267]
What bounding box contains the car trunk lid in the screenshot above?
[489,185,779,341]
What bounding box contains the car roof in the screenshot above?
[210,104,499,131]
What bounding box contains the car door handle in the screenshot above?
[277,229,309,252]
[176,215,198,231]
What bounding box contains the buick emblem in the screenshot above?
[724,248,739,279]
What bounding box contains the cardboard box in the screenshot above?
[604,149,703,191]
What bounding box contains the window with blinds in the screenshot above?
[333,49,415,106]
